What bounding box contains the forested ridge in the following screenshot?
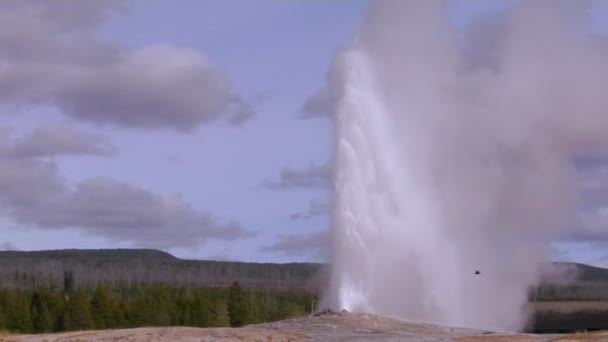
[3,249,608,293]
[0,249,323,334]
[2,249,608,334]
[0,249,326,290]
[531,262,608,301]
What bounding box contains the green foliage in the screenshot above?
[191,288,212,327]
[32,302,53,333]
[1,253,608,335]
[63,290,93,331]
[0,282,317,334]
[529,309,608,333]
[91,283,112,329]
[31,291,53,333]
[210,297,230,327]
[530,284,608,301]
[228,281,249,327]
[63,271,74,293]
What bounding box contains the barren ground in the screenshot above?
[2,310,607,342]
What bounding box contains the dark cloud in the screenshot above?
[11,122,114,158]
[225,96,256,126]
[300,87,333,119]
[0,1,252,130]
[263,163,330,190]
[259,230,329,258]
[289,199,329,220]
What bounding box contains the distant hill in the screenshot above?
[531,261,608,301]
[549,262,608,282]
[2,249,608,297]
[0,249,326,291]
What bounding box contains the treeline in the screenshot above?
[4,249,608,295]
[0,249,326,291]
[0,282,317,334]
[528,309,608,333]
[530,284,608,301]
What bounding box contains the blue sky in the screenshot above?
[0,0,607,265]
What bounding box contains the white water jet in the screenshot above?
[325,0,608,332]
[331,50,442,317]
[329,46,535,331]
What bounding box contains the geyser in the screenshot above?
[326,0,608,331]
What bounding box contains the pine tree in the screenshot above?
[33,302,53,333]
[129,294,154,327]
[111,300,128,328]
[173,287,191,326]
[0,305,5,331]
[9,292,33,333]
[63,290,93,331]
[31,290,54,333]
[151,287,171,326]
[211,298,230,327]
[63,271,74,293]
[91,283,112,329]
[191,288,211,327]
[49,291,66,332]
[227,281,248,327]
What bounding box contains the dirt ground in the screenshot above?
[3,310,607,342]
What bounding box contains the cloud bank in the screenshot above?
[0,0,252,130]
[0,128,251,248]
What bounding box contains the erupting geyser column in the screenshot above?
[328,47,463,328]
[324,0,594,332]
[326,44,531,330]
[330,49,444,319]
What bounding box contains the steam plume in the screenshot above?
[327,0,608,331]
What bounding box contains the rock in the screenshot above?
[313,307,339,316]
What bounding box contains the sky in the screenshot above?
[0,0,607,265]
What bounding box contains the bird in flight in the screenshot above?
[474,270,481,275]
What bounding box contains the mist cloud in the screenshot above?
[327,0,608,331]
